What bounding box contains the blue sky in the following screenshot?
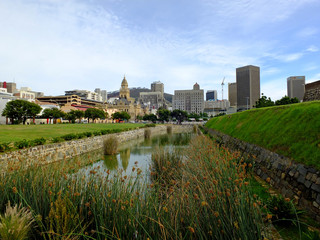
[0,0,319,101]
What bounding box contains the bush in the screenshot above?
[100,129,110,135]
[0,202,34,240]
[93,131,101,136]
[84,132,93,137]
[61,134,78,141]
[76,133,86,139]
[145,123,156,128]
[103,136,118,155]
[0,143,11,152]
[14,139,30,149]
[51,137,63,143]
[167,126,172,134]
[31,137,46,146]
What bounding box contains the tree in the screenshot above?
[85,108,106,123]
[112,111,131,122]
[157,108,170,123]
[171,110,188,124]
[255,94,275,108]
[143,114,157,123]
[1,99,42,124]
[42,108,65,124]
[73,110,85,123]
[65,110,77,123]
[275,96,299,106]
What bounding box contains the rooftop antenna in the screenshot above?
[221,77,225,100]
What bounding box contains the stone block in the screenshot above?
[304,180,312,189]
[316,178,320,185]
[313,201,320,209]
[306,172,313,181]
[317,194,320,205]
[294,171,299,179]
[297,165,307,176]
[311,174,318,183]
[281,173,286,179]
[297,175,305,184]
[311,183,320,193]
[308,167,317,174]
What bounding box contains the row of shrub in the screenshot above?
[13,138,47,150]
[0,127,141,152]
[0,125,158,152]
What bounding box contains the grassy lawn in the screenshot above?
[205,101,320,169]
[0,123,144,143]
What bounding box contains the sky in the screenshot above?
[0,0,320,101]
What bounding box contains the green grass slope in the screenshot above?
[205,101,320,168]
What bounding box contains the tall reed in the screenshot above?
[103,136,118,155]
[144,129,151,139]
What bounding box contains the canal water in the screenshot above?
[75,132,193,178]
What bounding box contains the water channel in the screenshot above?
[74,132,193,178]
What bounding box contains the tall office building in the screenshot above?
[173,83,204,114]
[101,90,107,102]
[206,90,217,101]
[287,76,305,102]
[228,82,237,107]
[151,81,164,97]
[236,65,260,110]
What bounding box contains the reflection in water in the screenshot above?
[78,133,193,175]
[104,155,118,170]
[120,148,130,171]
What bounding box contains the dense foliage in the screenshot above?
[84,108,106,122]
[1,100,42,124]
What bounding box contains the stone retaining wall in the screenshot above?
[0,125,193,170]
[205,127,320,221]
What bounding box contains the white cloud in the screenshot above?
[273,52,304,62]
[306,45,319,52]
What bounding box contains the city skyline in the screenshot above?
[0,0,320,101]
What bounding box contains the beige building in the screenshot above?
[173,83,204,114]
[287,76,305,102]
[236,65,260,110]
[107,76,147,120]
[228,82,237,107]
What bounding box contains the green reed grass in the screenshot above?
[0,135,267,239]
[103,136,118,155]
[144,129,151,139]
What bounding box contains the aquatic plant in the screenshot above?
[103,136,118,155]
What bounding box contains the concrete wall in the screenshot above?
[0,125,192,171]
[205,127,320,221]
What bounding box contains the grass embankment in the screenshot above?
[205,101,320,168]
[0,135,267,239]
[0,123,144,143]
